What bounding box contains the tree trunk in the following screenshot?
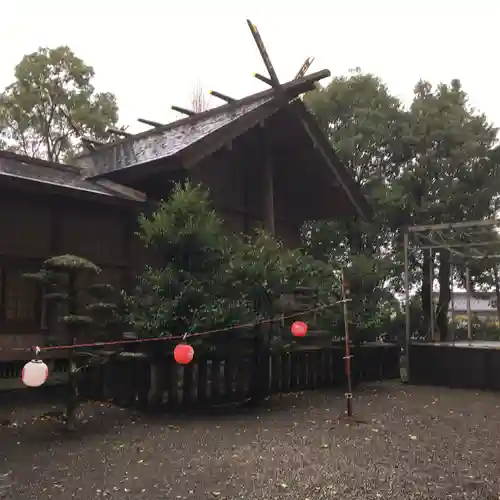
[436,250,451,341]
[421,250,431,337]
[348,222,363,253]
[66,270,79,431]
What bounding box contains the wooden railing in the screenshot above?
[0,358,69,390]
[76,343,400,411]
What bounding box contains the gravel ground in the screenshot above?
[1,381,500,500]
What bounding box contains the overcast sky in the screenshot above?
[2,0,499,133]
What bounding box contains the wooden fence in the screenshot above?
[77,343,399,411]
[409,342,500,390]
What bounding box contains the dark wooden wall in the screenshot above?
[0,134,315,358]
[190,135,302,247]
[0,187,143,358]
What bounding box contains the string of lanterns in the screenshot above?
[21,320,310,386]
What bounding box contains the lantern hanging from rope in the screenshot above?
[174,343,195,364]
[21,359,49,387]
[291,321,308,337]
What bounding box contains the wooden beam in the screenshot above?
[107,126,131,137]
[292,100,371,220]
[180,99,281,171]
[247,19,280,86]
[263,141,275,235]
[408,219,500,233]
[137,118,164,128]
[295,57,314,79]
[82,137,105,148]
[255,58,316,89]
[61,109,97,151]
[171,105,196,117]
[253,72,273,86]
[208,90,235,103]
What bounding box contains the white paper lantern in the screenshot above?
[21,359,49,388]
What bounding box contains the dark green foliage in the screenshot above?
[45,254,101,273]
[23,253,119,339]
[123,183,339,351]
[304,70,407,341]
[0,46,119,161]
[61,315,94,326]
[126,183,247,340]
[305,69,500,341]
[23,254,119,429]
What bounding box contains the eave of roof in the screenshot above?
[290,100,373,221]
[0,150,145,204]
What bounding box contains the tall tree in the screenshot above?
[399,79,499,339]
[304,70,410,338]
[0,46,119,162]
[305,71,499,341]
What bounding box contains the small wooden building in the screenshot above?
[0,152,151,358]
[0,70,370,359]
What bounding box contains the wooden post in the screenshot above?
[341,269,353,417]
[466,266,472,341]
[263,142,275,235]
[429,248,436,341]
[403,232,410,382]
[66,270,78,431]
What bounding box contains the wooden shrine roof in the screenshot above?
[0,72,372,220]
[73,71,327,175]
[0,150,145,206]
[75,96,272,178]
[69,70,371,221]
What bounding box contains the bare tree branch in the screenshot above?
[190,82,213,113]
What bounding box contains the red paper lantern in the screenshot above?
[174,343,195,364]
[21,359,49,387]
[291,321,308,337]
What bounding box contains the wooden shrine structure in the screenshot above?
[0,20,371,359]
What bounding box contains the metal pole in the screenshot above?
[341,269,353,417]
[429,248,434,341]
[403,232,410,382]
[466,266,472,340]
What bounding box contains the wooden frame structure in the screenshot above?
[0,19,371,360]
[402,218,500,380]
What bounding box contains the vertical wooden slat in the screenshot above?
[168,363,179,409]
[210,358,221,404]
[182,363,194,408]
[290,351,299,391]
[223,357,234,402]
[324,348,332,386]
[270,352,281,394]
[298,351,308,389]
[239,354,252,400]
[306,352,315,389]
[197,357,208,406]
[315,349,324,387]
[136,359,150,410]
[281,351,291,393]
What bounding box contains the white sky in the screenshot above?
[1,0,499,134]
